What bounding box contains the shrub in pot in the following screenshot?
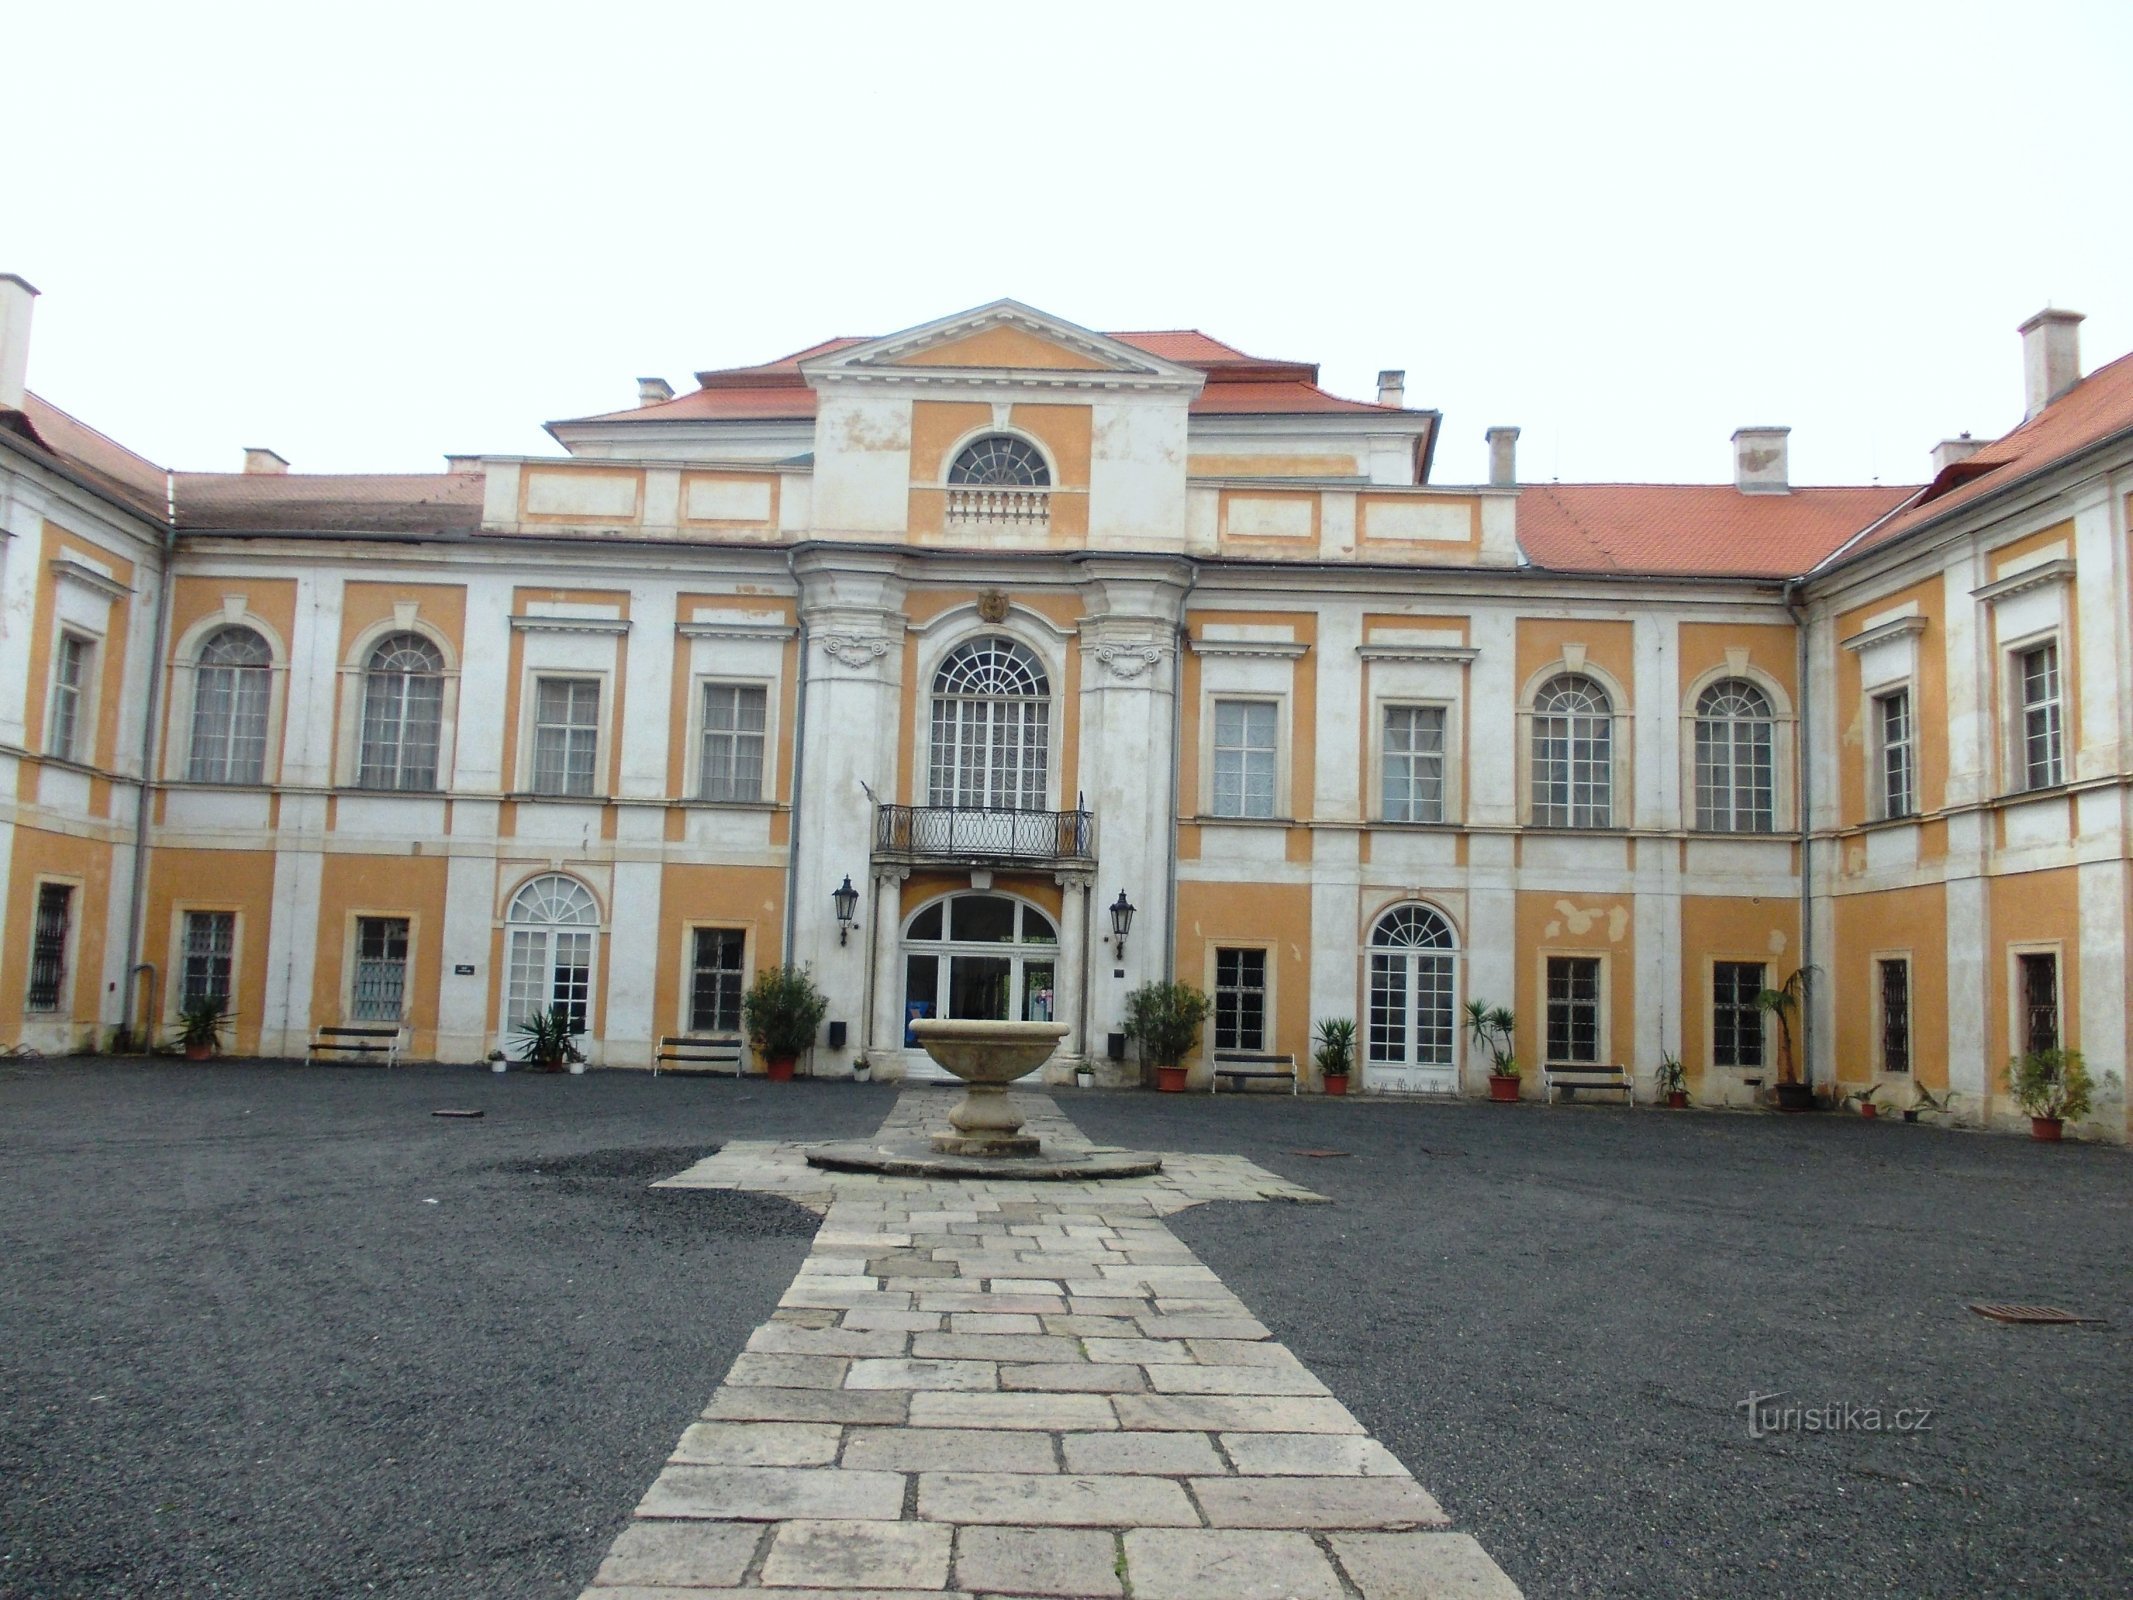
[1464,1000,1521,1101]
[742,964,828,1081]
[175,995,229,1062]
[1655,1052,1689,1108]
[1314,1017,1356,1097]
[2007,1047,2097,1141]
[514,1004,584,1072]
[1754,967,1818,1110]
[1122,981,1210,1092]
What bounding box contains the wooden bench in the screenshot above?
[654,1035,745,1077]
[309,1023,403,1066]
[1209,1050,1299,1095]
[1543,1062,1634,1106]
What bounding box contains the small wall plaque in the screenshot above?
[454,964,477,976]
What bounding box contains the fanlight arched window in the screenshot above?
[1366,905,1458,1072]
[1531,674,1613,828]
[1693,678,1775,832]
[187,625,273,784]
[929,637,1050,811]
[947,435,1050,487]
[504,874,598,1037]
[358,632,445,790]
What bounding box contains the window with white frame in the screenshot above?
[1213,948,1268,1052]
[690,928,746,1033]
[48,633,92,762]
[181,911,236,1009]
[1875,688,1915,819]
[1531,675,1612,828]
[1545,955,1602,1063]
[948,435,1050,487]
[358,633,445,790]
[1878,958,1911,1075]
[1211,699,1278,819]
[2017,951,2059,1056]
[1366,906,1458,1072]
[1693,679,1775,832]
[1712,961,1766,1068]
[351,916,410,1021]
[27,883,73,1012]
[2016,642,2064,790]
[1382,705,1446,823]
[929,637,1049,811]
[530,677,601,796]
[505,875,597,1035]
[700,683,769,802]
[187,627,273,784]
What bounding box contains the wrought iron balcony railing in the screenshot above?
[945,486,1050,528]
[874,804,1093,865]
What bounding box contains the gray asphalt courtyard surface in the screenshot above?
[2,1061,2127,1598]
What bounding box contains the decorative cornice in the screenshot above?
[1972,557,2075,604]
[1093,642,1167,680]
[1840,615,1927,654]
[819,632,893,667]
[509,614,632,636]
[48,557,133,600]
[676,621,798,642]
[1356,643,1478,664]
[1191,638,1310,660]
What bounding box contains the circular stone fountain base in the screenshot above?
[804,1139,1163,1181]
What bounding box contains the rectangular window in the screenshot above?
[1544,956,1602,1063]
[1212,947,1267,1052]
[351,917,410,1022]
[1382,705,1446,823]
[1876,689,1915,818]
[2018,643,2064,790]
[530,677,601,796]
[689,928,746,1033]
[1211,699,1278,819]
[1878,958,1911,1075]
[49,634,91,762]
[2018,952,2059,1055]
[27,883,74,1011]
[1712,961,1766,1068]
[700,683,769,802]
[181,911,236,1009]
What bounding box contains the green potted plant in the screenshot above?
[2007,1047,2095,1141]
[1122,980,1210,1092]
[175,995,229,1062]
[1655,1052,1689,1108]
[1314,1017,1356,1097]
[513,1004,584,1072]
[1754,967,1817,1111]
[742,964,828,1080]
[1464,1000,1520,1102]
[1843,1082,1884,1119]
[1903,1082,1956,1123]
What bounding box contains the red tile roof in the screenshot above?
[173,471,484,533]
[12,394,171,517]
[1517,482,1918,578]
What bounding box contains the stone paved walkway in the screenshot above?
[581,1090,1520,1599]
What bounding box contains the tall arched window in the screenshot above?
[929,637,1050,810]
[187,626,273,784]
[1693,679,1774,832]
[504,874,598,1036]
[902,892,1058,1079]
[1531,674,1613,828]
[358,632,445,790]
[1366,904,1458,1076]
[948,435,1049,487]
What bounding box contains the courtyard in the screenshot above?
[1,1059,2126,1598]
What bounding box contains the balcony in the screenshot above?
[874,804,1093,868]
[945,486,1050,529]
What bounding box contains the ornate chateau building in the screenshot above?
[2,283,2127,1134]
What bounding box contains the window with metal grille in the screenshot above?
[1545,956,1602,1063]
[947,435,1049,487]
[700,684,768,802]
[690,928,746,1033]
[1532,675,1612,827]
[1366,905,1457,1068]
[505,875,597,1035]
[358,633,444,790]
[928,637,1049,810]
[2018,643,2063,790]
[1211,699,1278,819]
[1383,705,1446,823]
[49,634,91,762]
[2018,952,2059,1055]
[1712,961,1766,1068]
[1879,958,1911,1074]
[530,677,600,796]
[1876,689,1914,818]
[1693,679,1775,831]
[27,883,73,1011]
[187,627,272,784]
[181,911,236,1009]
[350,917,409,1021]
[1213,948,1267,1052]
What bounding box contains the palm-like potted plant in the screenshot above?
[2007,1047,2096,1141]
[1464,1000,1520,1102]
[1754,967,1817,1111]
[1655,1052,1689,1108]
[513,1004,584,1072]
[175,995,229,1062]
[1314,1017,1356,1097]
[1843,1082,1884,1119]
[741,964,828,1081]
[1122,981,1210,1092]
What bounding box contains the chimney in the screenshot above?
[1930,433,1985,476]
[1732,426,1790,494]
[1376,369,1404,408]
[638,375,675,407]
[443,454,484,474]
[2019,308,2083,419]
[0,273,38,412]
[1486,426,1520,487]
[242,447,290,475]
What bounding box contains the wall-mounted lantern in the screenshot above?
[1108,889,1135,957]
[833,875,860,945]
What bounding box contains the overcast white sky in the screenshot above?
[8,1,2129,487]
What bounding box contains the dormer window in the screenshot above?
[949,435,1049,487]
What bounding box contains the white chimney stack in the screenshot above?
[2019,308,2083,420]
[1732,426,1791,494]
[1930,434,1985,476]
[242,447,290,475]
[1376,369,1404,408]
[1486,425,1520,487]
[638,376,675,407]
[0,273,39,412]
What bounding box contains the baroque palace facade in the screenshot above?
[2,284,2128,1134]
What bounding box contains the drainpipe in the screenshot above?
[121,471,178,1047]
[1784,577,1814,1093]
[1161,563,1199,990]
[781,550,810,967]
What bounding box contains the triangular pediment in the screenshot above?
[802,300,1203,387]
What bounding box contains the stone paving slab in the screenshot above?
[580,1089,1518,1598]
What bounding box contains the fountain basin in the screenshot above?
[912,1019,1066,1156]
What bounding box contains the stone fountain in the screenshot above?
[804,1019,1163,1180]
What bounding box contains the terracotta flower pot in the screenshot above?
[2031,1115,2064,1142]
[1324,1072,1349,1097]
[1859,1102,1878,1119]
[765,1056,797,1082]
[1666,1090,1688,1109]
[1155,1065,1188,1093]
[1488,1074,1520,1103]
[185,1043,213,1063]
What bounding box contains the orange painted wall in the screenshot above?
[900,325,1109,371]
[1514,889,1638,1071]
[1677,622,1798,703]
[144,848,278,1053]
[3,824,116,1037]
[1986,866,2081,1063]
[307,854,449,1056]
[652,863,789,1042]
[1515,618,1635,701]
[1832,578,1946,827]
[1175,880,1314,1077]
[1678,895,1800,1090]
[1830,882,1949,1088]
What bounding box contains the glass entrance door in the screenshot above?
[900,893,1060,1080]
